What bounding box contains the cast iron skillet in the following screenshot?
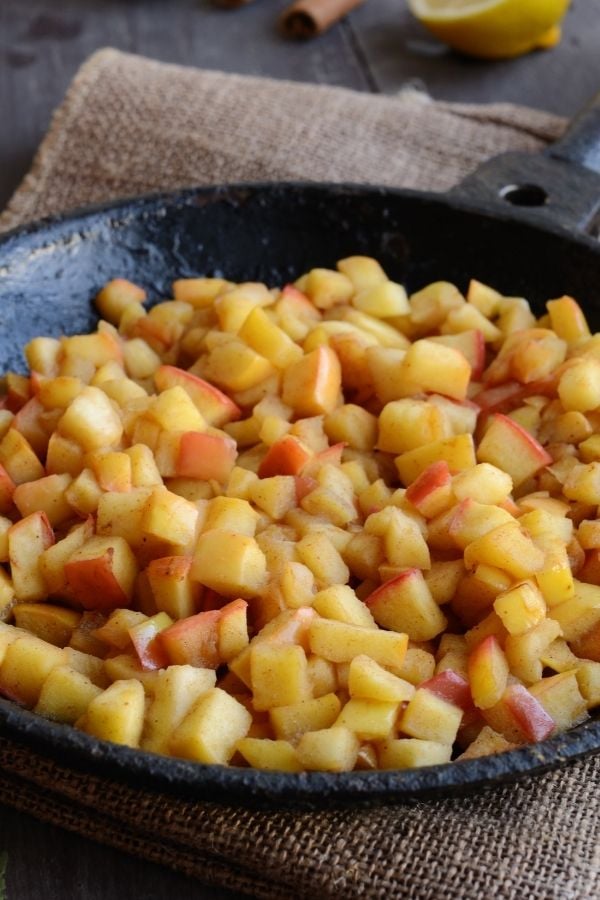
[1,96,600,807]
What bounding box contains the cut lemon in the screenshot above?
[408,0,571,60]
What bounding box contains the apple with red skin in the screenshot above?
[154,365,240,426]
[405,460,452,517]
[477,413,552,487]
[176,432,237,482]
[258,435,313,478]
[503,683,556,742]
[129,615,171,670]
[158,609,221,668]
[421,670,475,716]
[431,330,486,380]
[0,463,15,514]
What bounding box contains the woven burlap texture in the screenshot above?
[1,48,599,900]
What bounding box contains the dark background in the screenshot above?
[1,0,600,897]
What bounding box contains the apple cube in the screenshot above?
[169,687,252,763]
[295,725,359,772]
[400,688,462,744]
[493,581,547,636]
[268,692,339,743]
[528,671,587,733]
[158,609,221,669]
[312,584,375,629]
[282,346,341,417]
[336,697,399,740]
[457,725,516,760]
[235,738,302,772]
[482,684,555,743]
[546,295,591,344]
[65,536,138,610]
[192,529,266,598]
[366,570,447,642]
[504,617,562,684]
[35,664,102,724]
[396,339,471,401]
[477,414,552,487]
[146,555,198,619]
[463,523,545,580]
[13,473,73,528]
[142,664,216,754]
[378,738,452,769]
[250,642,310,711]
[296,531,349,588]
[0,634,67,706]
[12,603,81,648]
[378,398,451,454]
[395,434,476,485]
[141,487,199,550]
[58,386,123,450]
[154,365,240,426]
[0,429,45,484]
[9,511,55,601]
[347,654,415,703]
[405,460,454,518]
[175,431,237,483]
[82,678,145,747]
[308,617,408,669]
[468,635,509,709]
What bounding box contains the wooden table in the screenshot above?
[1,1,600,897]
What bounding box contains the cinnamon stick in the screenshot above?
[279,0,366,39]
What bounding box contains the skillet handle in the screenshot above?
[449,92,600,236]
[546,92,600,175]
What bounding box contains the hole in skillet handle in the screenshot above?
[499,183,548,208]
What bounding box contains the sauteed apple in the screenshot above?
[0,257,599,772]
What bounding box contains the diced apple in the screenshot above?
[154,365,240,426]
[169,687,252,763]
[308,617,408,668]
[468,635,509,710]
[477,414,552,487]
[9,511,55,601]
[58,386,123,450]
[65,536,138,610]
[82,678,145,747]
[282,346,341,417]
[400,688,462,744]
[378,738,452,769]
[0,634,67,706]
[366,569,447,642]
[296,725,359,772]
[35,664,102,723]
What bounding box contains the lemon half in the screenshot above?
[408,0,571,60]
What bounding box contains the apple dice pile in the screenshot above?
[2,263,600,773]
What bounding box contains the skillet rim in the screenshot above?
[2,179,600,805]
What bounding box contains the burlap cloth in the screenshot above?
[1,48,599,899]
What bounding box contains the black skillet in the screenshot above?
[1,95,600,808]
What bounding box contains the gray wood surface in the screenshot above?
[1,1,600,897]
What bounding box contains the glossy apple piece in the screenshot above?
[64,536,138,610]
[9,510,55,602]
[468,635,509,710]
[258,435,313,478]
[421,670,475,716]
[366,568,447,642]
[405,460,453,518]
[176,431,237,483]
[477,413,552,487]
[129,612,172,671]
[154,365,240,426]
[429,330,486,380]
[281,345,342,417]
[502,683,556,742]
[158,609,221,668]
